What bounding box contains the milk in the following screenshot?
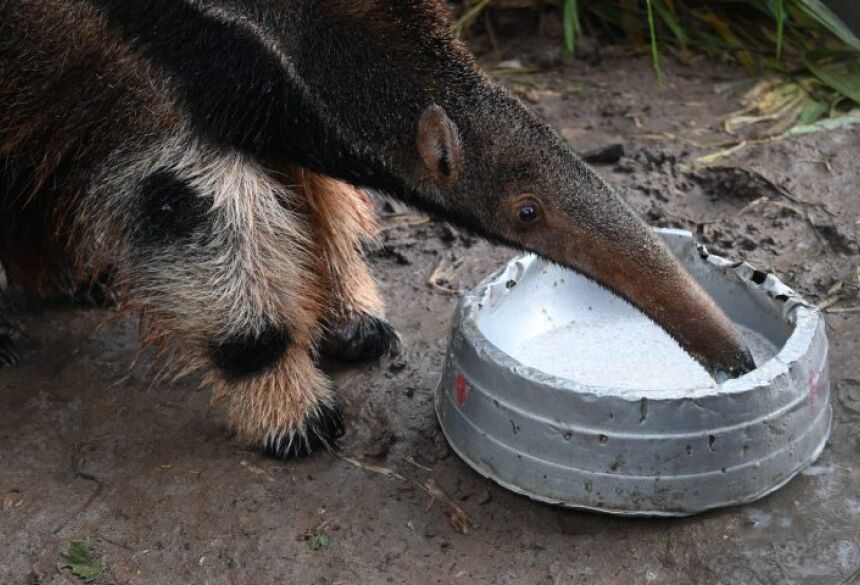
[514,317,777,392]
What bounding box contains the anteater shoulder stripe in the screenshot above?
[85,0,291,158]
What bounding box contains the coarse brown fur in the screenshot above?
[0,0,391,455]
[1,0,756,459]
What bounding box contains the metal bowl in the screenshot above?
[435,229,831,516]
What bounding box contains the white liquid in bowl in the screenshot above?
[514,317,777,392]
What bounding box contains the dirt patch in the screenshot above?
[2,30,860,585]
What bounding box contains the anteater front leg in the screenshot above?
[0,315,19,367]
[296,170,401,362]
[85,143,343,457]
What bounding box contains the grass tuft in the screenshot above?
[457,0,860,107]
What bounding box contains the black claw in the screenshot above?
[713,347,757,382]
[736,347,757,376]
[72,267,117,307]
[0,318,19,367]
[261,402,345,460]
[729,348,757,379]
[0,341,19,367]
[321,314,401,362]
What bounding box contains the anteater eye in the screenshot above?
[517,202,540,223]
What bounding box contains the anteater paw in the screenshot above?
[321,314,401,362]
[0,319,19,367]
[261,402,346,460]
[0,335,19,367]
[72,267,117,307]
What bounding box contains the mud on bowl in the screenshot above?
[435,229,831,516]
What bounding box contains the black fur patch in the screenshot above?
[137,171,209,245]
[321,315,401,362]
[86,0,520,249]
[209,325,292,381]
[87,0,291,156]
[87,0,389,179]
[262,402,345,459]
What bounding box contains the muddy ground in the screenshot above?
[2,22,860,585]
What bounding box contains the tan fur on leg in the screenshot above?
[286,168,400,361]
[79,134,341,455]
[210,344,337,454]
[295,168,384,321]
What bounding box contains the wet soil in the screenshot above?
[2,28,860,585]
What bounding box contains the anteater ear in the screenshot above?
[417,105,463,188]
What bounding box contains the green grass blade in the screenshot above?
[653,0,688,45]
[645,0,664,86]
[694,10,757,71]
[798,98,828,124]
[775,0,785,59]
[563,0,580,55]
[455,0,492,32]
[790,0,860,51]
[620,0,646,51]
[804,51,860,104]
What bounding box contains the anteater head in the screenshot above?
[299,0,755,380]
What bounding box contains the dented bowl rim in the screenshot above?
[456,228,822,401]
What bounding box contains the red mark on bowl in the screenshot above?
[455,373,468,406]
[809,368,822,408]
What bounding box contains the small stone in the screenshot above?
[581,143,625,165]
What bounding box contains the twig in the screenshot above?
[484,10,502,63]
[825,306,860,314]
[697,141,749,164]
[710,165,835,217]
[403,456,433,472]
[380,213,431,232]
[804,210,828,252]
[816,267,860,311]
[240,459,274,482]
[339,455,472,534]
[416,479,473,535]
[427,258,464,296]
[339,455,407,481]
[738,196,770,216]
[802,159,833,173]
